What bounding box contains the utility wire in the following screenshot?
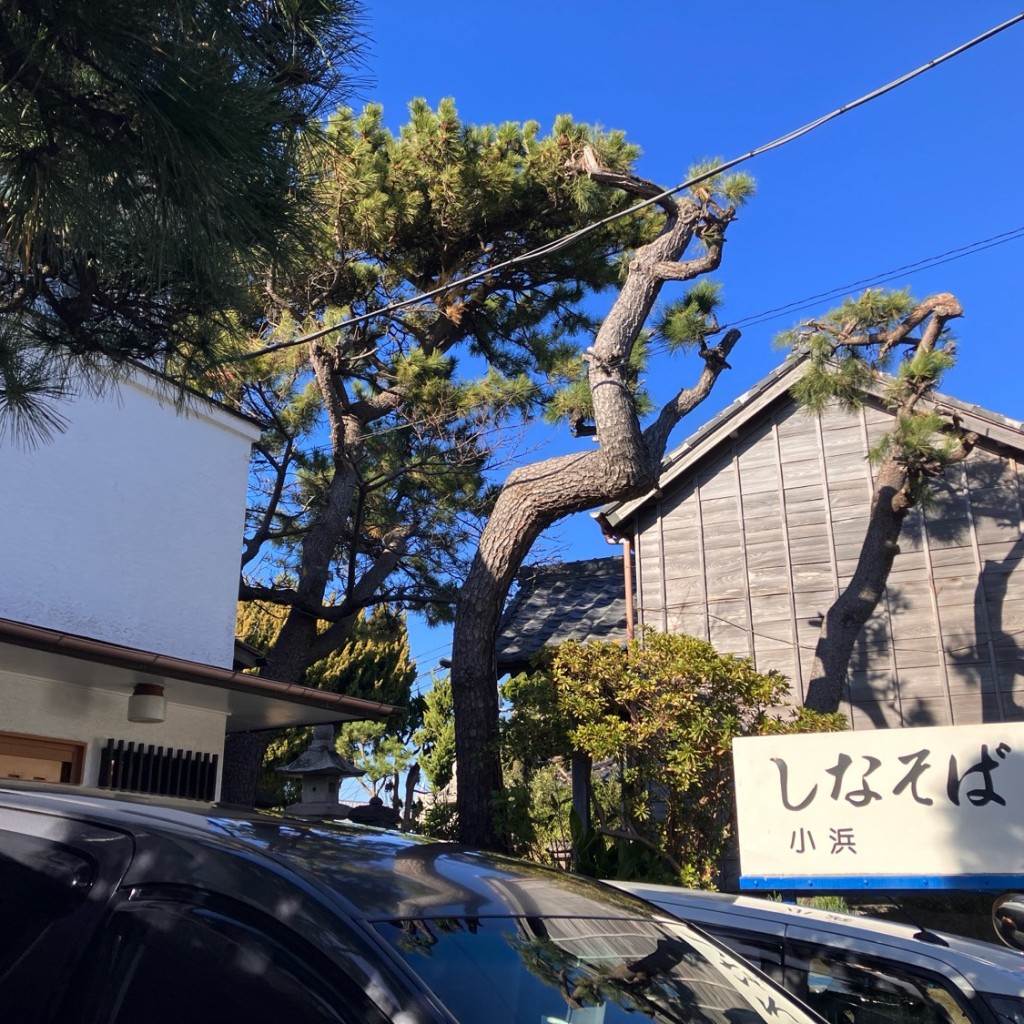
[639,224,1024,360]
[222,12,1024,366]
[718,226,1024,335]
[251,221,1024,460]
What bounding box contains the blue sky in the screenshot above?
[351,3,1024,685]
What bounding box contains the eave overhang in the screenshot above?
[0,616,400,732]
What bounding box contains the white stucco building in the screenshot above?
[0,371,394,799]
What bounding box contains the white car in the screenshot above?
[611,883,1024,1024]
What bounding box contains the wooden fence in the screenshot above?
[97,738,218,802]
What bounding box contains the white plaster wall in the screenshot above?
[0,373,258,666]
[0,671,227,798]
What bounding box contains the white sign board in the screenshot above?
[733,722,1024,880]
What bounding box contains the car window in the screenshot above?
[376,914,819,1024]
[69,896,383,1024]
[984,995,1024,1024]
[0,830,96,975]
[785,942,973,1024]
[700,924,786,985]
[0,817,132,1024]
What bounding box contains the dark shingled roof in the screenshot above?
[496,557,629,675]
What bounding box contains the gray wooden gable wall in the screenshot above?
[632,395,1024,730]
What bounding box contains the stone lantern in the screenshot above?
[277,724,363,817]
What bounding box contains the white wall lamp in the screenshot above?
[127,683,167,723]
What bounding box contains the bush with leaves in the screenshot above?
[503,630,844,886]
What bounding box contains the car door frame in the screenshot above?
[0,803,135,1023]
[782,922,996,1024]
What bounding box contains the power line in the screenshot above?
[637,224,1024,360]
[720,226,1024,335]
[410,641,452,674]
[248,220,1024,459]
[219,12,1024,366]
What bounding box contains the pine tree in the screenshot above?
[778,289,975,712]
[218,100,654,805]
[0,0,363,443]
[449,148,753,847]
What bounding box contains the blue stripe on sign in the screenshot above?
[740,875,1024,892]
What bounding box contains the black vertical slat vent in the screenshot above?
[97,739,218,801]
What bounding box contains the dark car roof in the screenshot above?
[0,785,645,923]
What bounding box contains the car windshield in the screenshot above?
[374,913,815,1024]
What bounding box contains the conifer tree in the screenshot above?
[218,101,653,804]
[449,148,753,847]
[778,289,975,712]
[0,0,363,443]
[417,675,456,792]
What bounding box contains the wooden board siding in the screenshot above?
[633,393,1024,728]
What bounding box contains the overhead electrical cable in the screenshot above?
[221,11,1024,366]
[634,224,1024,360]
[718,226,1024,335]
[252,221,1024,457]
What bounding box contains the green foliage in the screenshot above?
[501,631,844,886]
[227,99,659,637]
[686,160,757,208]
[0,0,364,440]
[780,288,963,499]
[543,336,653,431]
[800,894,850,913]
[830,289,917,333]
[868,409,965,506]
[788,350,874,414]
[415,675,457,791]
[539,159,746,435]
[419,797,459,840]
[572,820,686,886]
[493,760,623,868]
[235,600,289,663]
[303,98,651,383]
[328,604,422,807]
[779,288,916,386]
[308,605,418,713]
[655,280,725,352]
[338,720,421,802]
[237,602,420,809]
[886,348,956,405]
[501,672,574,763]
[222,101,756,814]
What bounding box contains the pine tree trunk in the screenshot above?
[402,763,420,829]
[448,148,740,849]
[219,612,319,806]
[803,456,911,713]
[450,444,674,847]
[450,477,556,849]
[220,730,273,806]
[570,749,592,847]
